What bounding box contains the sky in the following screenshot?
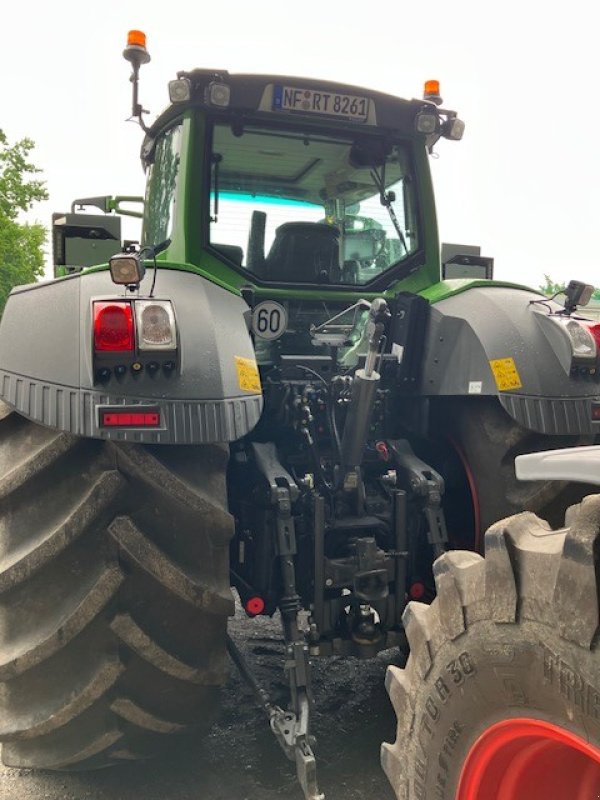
[2,0,598,289]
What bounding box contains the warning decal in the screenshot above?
[235,356,262,393]
[489,357,522,391]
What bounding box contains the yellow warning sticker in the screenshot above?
[235,356,262,393]
[489,357,522,391]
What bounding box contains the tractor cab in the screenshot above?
[135,55,464,298]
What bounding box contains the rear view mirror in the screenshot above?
[349,139,390,168]
[52,213,122,276]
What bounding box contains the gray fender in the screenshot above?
[423,285,600,434]
[0,268,262,443]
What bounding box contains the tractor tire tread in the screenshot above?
[383,492,600,799]
[0,403,233,769]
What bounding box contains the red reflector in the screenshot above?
[101,411,161,427]
[409,582,426,600]
[93,302,134,352]
[592,404,600,421]
[245,596,265,616]
[375,441,390,462]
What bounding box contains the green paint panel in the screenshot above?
[421,278,538,304]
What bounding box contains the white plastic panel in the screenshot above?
[515,446,600,486]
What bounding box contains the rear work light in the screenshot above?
[135,300,177,350]
[207,81,230,107]
[169,78,191,103]
[109,253,146,286]
[93,302,135,352]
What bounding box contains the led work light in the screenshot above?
[109,253,146,285]
[169,78,191,103]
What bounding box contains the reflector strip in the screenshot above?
[101,411,161,428]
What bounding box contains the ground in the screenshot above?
[0,604,400,800]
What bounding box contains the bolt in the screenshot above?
[325,578,333,587]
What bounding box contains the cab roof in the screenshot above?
[142,70,444,163]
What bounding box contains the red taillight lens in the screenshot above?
[93,302,135,352]
[582,321,600,352]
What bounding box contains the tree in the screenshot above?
[0,129,48,313]
[538,274,566,296]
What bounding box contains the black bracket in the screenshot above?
[388,439,448,558]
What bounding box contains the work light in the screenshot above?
[169,78,191,103]
[109,253,146,285]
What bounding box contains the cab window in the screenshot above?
[143,123,182,246]
[209,122,418,285]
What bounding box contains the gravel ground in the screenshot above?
[0,608,401,800]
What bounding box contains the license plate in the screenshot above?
[273,85,369,122]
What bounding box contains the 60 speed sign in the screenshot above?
[251,301,288,340]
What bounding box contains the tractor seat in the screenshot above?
[264,222,341,283]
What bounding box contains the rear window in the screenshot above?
[209,122,418,285]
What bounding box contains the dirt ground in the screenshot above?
[0,608,401,800]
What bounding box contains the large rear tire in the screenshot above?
[382,495,600,799]
[433,397,594,540]
[0,403,234,769]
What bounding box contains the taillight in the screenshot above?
[555,317,597,363]
[135,300,176,350]
[93,302,135,352]
[581,321,600,352]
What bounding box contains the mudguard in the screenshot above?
[0,268,262,444]
[422,285,600,434]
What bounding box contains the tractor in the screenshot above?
[1,29,600,799]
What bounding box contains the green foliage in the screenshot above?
[0,129,48,312]
[538,274,566,296]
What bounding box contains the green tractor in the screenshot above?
[1,30,600,800]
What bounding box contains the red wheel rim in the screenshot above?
[457,718,600,800]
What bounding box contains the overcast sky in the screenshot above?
[2,0,598,289]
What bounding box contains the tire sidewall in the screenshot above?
[404,619,600,799]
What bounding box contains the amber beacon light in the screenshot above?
[123,29,150,66]
[127,30,147,48]
[423,79,443,106]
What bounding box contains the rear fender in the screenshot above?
[0,269,262,443]
[423,286,600,434]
